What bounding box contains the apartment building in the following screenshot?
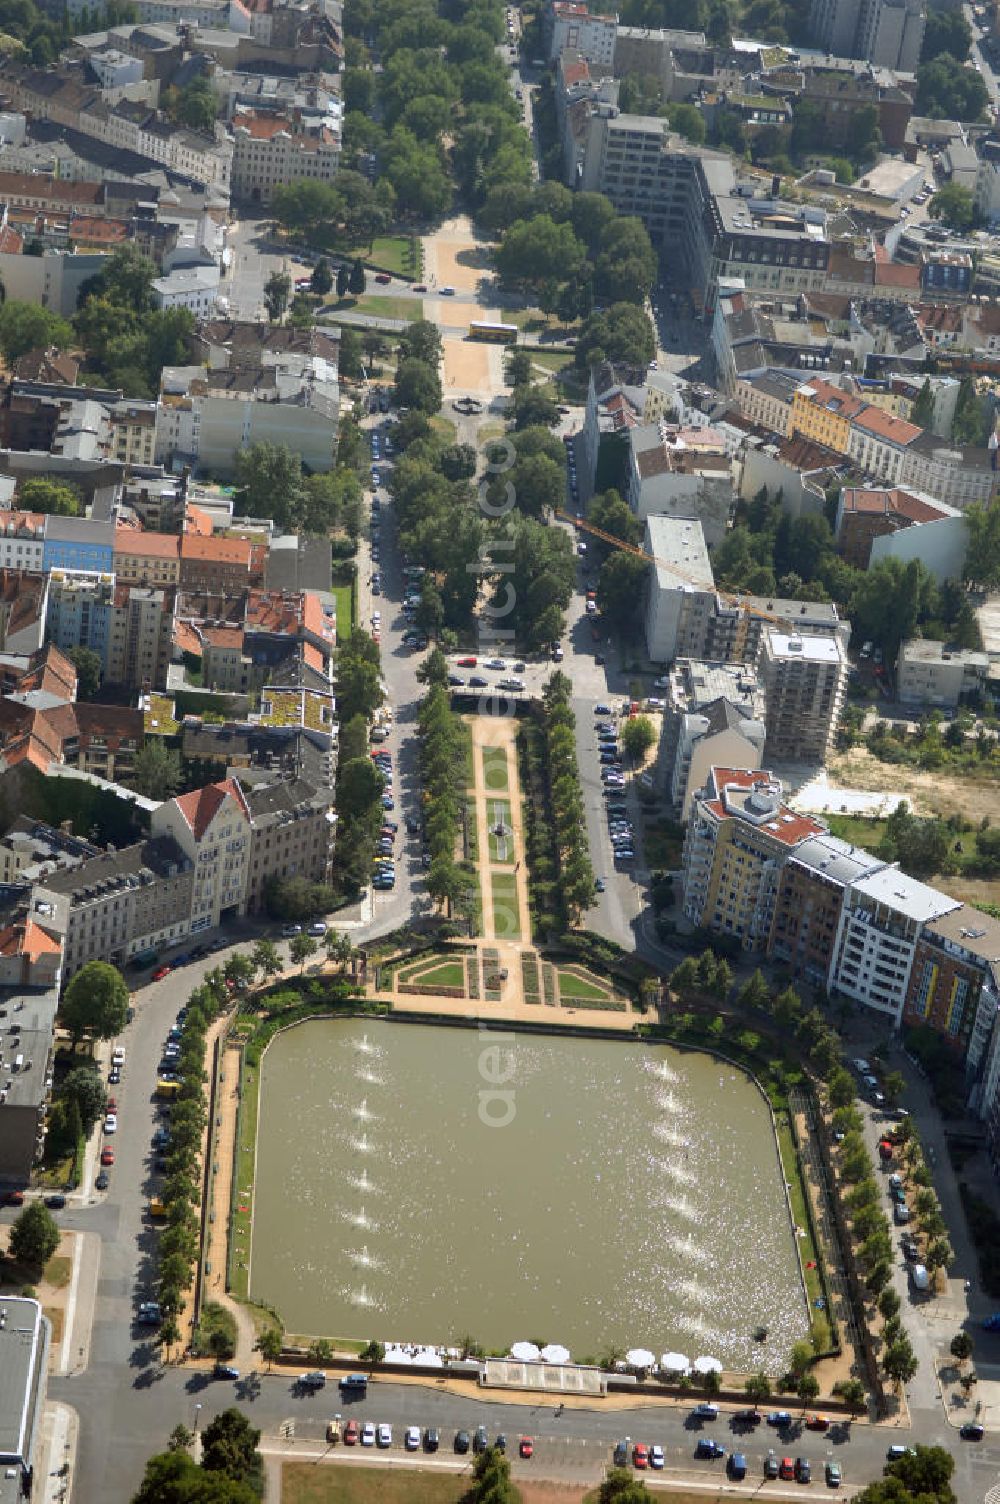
[828,868,961,1025]
[108,401,156,467]
[661,658,766,817]
[758,630,848,766]
[0,985,58,1182]
[0,818,99,887]
[32,836,194,977]
[900,434,998,510]
[179,534,257,594]
[151,779,251,933]
[231,109,341,206]
[681,767,825,951]
[0,514,45,573]
[734,371,798,436]
[769,832,887,987]
[789,377,865,453]
[243,776,333,913]
[113,528,181,588]
[808,0,923,71]
[42,517,114,575]
[155,361,339,477]
[896,640,991,712]
[846,406,922,486]
[643,516,717,663]
[903,906,1000,1067]
[835,486,964,576]
[548,0,617,64]
[627,423,733,546]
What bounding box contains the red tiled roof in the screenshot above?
[180,534,252,567]
[0,917,61,959]
[115,527,181,560]
[172,778,249,839]
[852,406,921,446]
[173,620,203,656]
[839,486,949,523]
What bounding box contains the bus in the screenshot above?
[468,320,518,344]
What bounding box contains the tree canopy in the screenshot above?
[916,53,989,121]
[60,961,129,1045]
[0,300,73,362]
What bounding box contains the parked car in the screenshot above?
[424,1428,439,1451]
[519,1437,533,1459]
[214,1363,240,1380]
[454,1431,470,1454]
[825,1461,842,1486]
[633,1443,648,1469]
[695,1439,725,1459]
[45,1193,66,1209]
[960,1423,985,1441]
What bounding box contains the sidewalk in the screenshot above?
[36,1401,77,1504]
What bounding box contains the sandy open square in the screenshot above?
[442,335,501,393]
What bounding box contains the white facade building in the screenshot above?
[828,868,960,1024]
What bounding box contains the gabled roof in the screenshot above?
[171,778,249,839]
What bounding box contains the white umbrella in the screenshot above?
[661,1351,690,1372]
[387,1347,413,1365]
[626,1348,656,1368]
[693,1355,722,1374]
[510,1341,541,1362]
[417,1349,444,1368]
[540,1344,571,1364]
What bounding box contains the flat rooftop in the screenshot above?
[766,632,842,662]
[0,1297,46,1471]
[645,515,714,593]
[787,831,886,887]
[851,867,961,924]
[0,988,57,1110]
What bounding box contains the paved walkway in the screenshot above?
[371,713,635,1031]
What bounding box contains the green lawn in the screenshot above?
[491,872,520,939]
[230,1041,260,1301]
[429,414,457,444]
[530,349,576,374]
[328,295,422,322]
[44,1255,72,1289]
[776,1117,823,1311]
[283,1465,467,1504]
[331,583,354,641]
[367,235,419,277]
[556,968,608,1002]
[509,307,579,337]
[481,745,510,793]
[413,960,466,990]
[487,799,514,864]
[825,814,887,851]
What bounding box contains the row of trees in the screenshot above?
[393,317,443,416]
[152,974,227,1354]
[667,957,929,1389]
[332,644,388,893]
[537,674,596,923]
[417,654,477,921]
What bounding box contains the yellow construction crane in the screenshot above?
[556,509,797,632]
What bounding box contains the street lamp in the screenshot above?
[194,1402,202,1435]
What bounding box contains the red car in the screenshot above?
[413,283,428,292]
[519,1437,533,1459]
[344,1420,359,1445]
[633,1444,648,1469]
[375,273,392,284]
[151,964,172,982]
[4,1189,24,1205]
[100,1147,115,1166]
[456,656,477,667]
[779,1457,795,1480]
[106,1097,117,1111]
